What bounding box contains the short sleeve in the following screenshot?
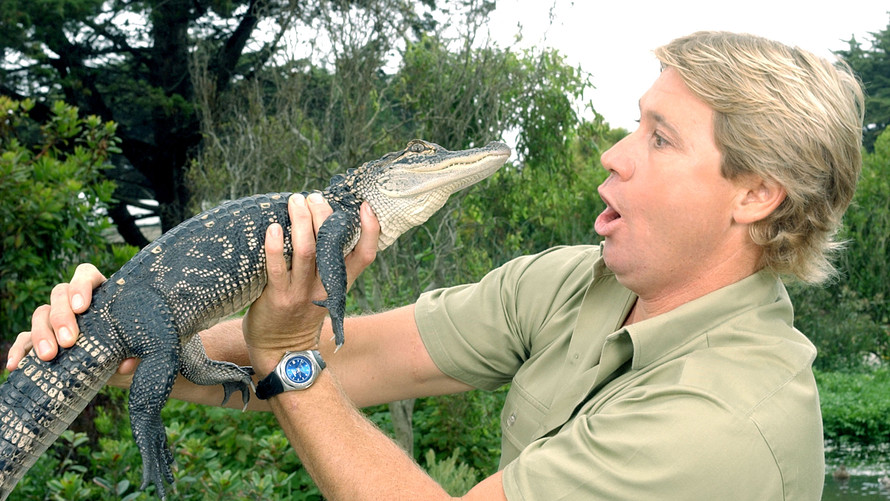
[414,246,599,391]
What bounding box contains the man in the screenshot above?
[9,31,864,499]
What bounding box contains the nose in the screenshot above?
[599,134,635,180]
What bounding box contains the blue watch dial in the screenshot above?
[283,355,314,384]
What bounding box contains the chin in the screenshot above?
[601,244,640,287]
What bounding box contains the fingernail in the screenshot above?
[59,327,74,345]
[71,294,84,311]
[268,223,281,238]
[37,340,52,359]
[291,193,305,205]
[308,192,325,204]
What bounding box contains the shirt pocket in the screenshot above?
[500,380,550,467]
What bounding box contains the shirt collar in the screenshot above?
[620,268,794,370]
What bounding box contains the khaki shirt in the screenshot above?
[415,245,823,500]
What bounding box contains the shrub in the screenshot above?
[0,98,136,344]
[816,367,890,443]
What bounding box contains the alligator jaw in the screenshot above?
[365,140,511,250]
[376,140,511,198]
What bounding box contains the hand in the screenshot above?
[5,263,140,384]
[242,193,379,372]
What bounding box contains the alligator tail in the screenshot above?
[0,329,121,500]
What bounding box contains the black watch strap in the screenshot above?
[255,372,285,400]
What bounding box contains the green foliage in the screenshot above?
[836,16,890,151]
[816,368,890,444]
[423,448,479,496]
[2,0,468,241]
[839,127,890,323]
[791,284,887,370]
[413,387,508,476]
[0,97,136,341]
[792,127,890,369]
[9,384,498,499]
[465,116,614,267]
[12,386,320,500]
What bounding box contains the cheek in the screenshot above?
[634,183,731,242]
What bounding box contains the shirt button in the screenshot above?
[507,412,517,427]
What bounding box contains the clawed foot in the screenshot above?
[220,365,255,410]
[133,412,175,499]
[313,294,346,348]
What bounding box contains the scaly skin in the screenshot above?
[0,139,510,499]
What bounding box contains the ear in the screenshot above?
[732,176,786,225]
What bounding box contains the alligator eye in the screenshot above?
[407,141,428,153]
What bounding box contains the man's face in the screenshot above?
[596,68,750,304]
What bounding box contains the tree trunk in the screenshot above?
[389,399,416,456]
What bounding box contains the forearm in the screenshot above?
[166,305,469,411]
[268,369,453,500]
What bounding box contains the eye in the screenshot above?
[407,141,428,153]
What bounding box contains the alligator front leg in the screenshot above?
[312,208,360,348]
[178,334,254,409]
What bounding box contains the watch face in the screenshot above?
[283,355,314,384]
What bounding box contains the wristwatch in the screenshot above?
[255,350,326,399]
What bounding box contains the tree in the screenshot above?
[0,0,452,247]
[836,15,890,151]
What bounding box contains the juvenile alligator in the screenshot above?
[0,139,510,500]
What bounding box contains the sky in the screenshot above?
[486,0,890,131]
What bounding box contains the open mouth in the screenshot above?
[594,205,622,236]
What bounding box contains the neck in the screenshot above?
[624,245,763,325]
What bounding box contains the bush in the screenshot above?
[10,386,320,500]
[423,448,479,496]
[0,98,136,344]
[816,367,890,444]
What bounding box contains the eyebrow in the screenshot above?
[638,100,685,149]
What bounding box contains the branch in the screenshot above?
[242,7,297,81]
[81,18,151,66]
[213,0,263,94]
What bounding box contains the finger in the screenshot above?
[69,263,106,313]
[49,283,79,348]
[345,202,379,286]
[6,331,34,371]
[289,194,319,279]
[264,222,288,295]
[306,192,333,237]
[30,304,59,361]
[117,357,140,376]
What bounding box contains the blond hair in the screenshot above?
[655,31,865,283]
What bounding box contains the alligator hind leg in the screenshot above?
[178,334,254,409]
[117,295,180,500]
[128,337,178,499]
